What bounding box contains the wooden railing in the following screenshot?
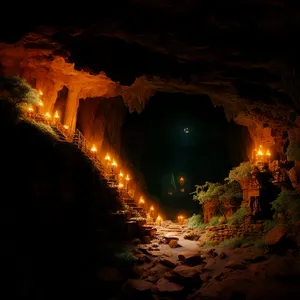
[26,111,142,211]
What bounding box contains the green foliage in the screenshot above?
[192,181,223,204]
[192,181,242,205]
[218,237,246,250]
[271,190,300,223]
[188,214,204,229]
[227,207,248,224]
[208,216,220,226]
[286,141,300,161]
[228,161,253,182]
[264,219,276,231]
[0,76,39,105]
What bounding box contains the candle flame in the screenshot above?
[112,160,117,167]
[54,111,59,119]
[45,112,51,119]
[91,144,97,152]
[105,153,111,161]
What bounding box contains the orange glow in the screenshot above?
[39,90,43,96]
[257,149,263,156]
[139,197,145,204]
[118,183,124,188]
[38,100,44,107]
[180,177,184,181]
[266,150,271,156]
[119,171,124,177]
[91,144,97,152]
[63,125,69,130]
[27,106,34,112]
[45,112,51,119]
[125,174,130,181]
[105,153,111,161]
[54,111,59,119]
[150,206,154,211]
[112,160,117,167]
[156,215,162,225]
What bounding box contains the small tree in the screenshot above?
[286,141,300,161]
[0,76,39,105]
[272,190,300,223]
[228,161,253,182]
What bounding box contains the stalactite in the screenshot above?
[122,77,155,113]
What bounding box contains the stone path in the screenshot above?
[119,222,300,299]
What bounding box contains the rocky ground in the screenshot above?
[104,221,300,300]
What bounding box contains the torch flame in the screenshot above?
[38,100,44,107]
[45,112,51,119]
[54,111,59,119]
[39,90,43,96]
[119,171,124,177]
[91,144,97,152]
[112,160,117,167]
[118,183,124,188]
[125,174,130,181]
[105,153,111,161]
[63,125,69,130]
[27,106,34,112]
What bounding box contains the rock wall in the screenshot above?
[205,222,265,245]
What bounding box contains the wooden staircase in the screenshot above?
[27,112,154,239]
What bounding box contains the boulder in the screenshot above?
[169,239,180,248]
[225,261,247,270]
[159,258,177,269]
[156,278,184,294]
[122,279,155,297]
[172,265,202,286]
[178,252,205,266]
[265,225,289,246]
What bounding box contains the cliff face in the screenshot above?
[0,0,300,163]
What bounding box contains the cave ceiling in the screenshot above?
[1,0,300,130]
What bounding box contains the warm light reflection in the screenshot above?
[105,153,111,161]
[38,100,44,107]
[45,112,51,119]
[150,206,154,211]
[254,145,271,159]
[91,144,97,152]
[39,90,43,96]
[54,111,59,119]
[27,106,34,112]
[125,174,130,181]
[139,197,145,204]
[112,160,117,167]
[63,125,69,130]
[156,215,162,225]
[118,183,124,188]
[119,171,124,177]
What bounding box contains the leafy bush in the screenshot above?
[208,216,220,226]
[218,237,246,250]
[0,76,39,105]
[227,207,248,224]
[192,181,223,204]
[271,190,300,223]
[286,141,300,161]
[188,214,204,229]
[264,219,276,231]
[228,161,253,182]
[192,181,242,205]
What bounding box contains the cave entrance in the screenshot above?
[121,92,250,220]
[53,86,68,123]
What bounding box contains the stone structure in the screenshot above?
[203,199,239,223]
[205,222,265,245]
[238,178,261,215]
